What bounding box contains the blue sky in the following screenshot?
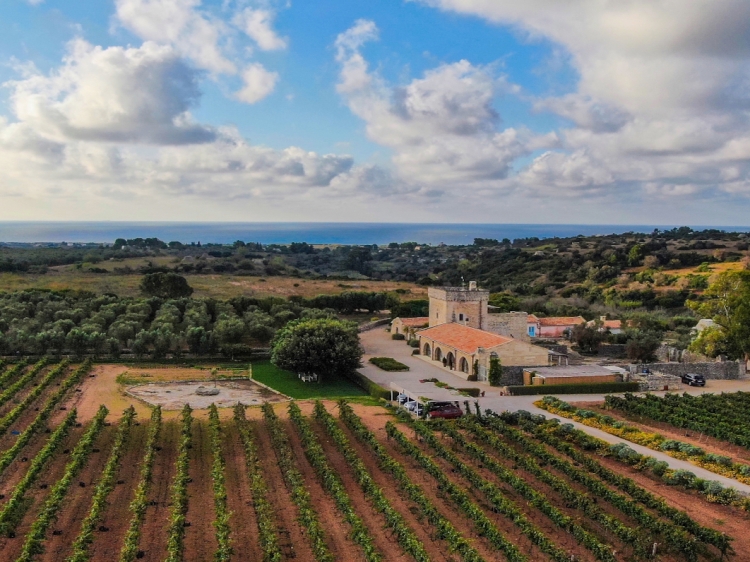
[1,1,749,224]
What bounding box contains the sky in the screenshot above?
[1,0,750,225]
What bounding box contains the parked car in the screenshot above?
[404,401,424,415]
[681,373,706,387]
[426,401,463,419]
[396,393,410,404]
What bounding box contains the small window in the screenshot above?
[459,313,464,321]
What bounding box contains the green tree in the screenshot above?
[570,324,605,353]
[488,355,503,386]
[687,270,750,359]
[625,331,661,362]
[139,272,194,299]
[271,318,362,383]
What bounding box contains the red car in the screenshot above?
[426,401,464,419]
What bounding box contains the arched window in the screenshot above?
[459,357,469,373]
[423,343,431,357]
[435,348,443,361]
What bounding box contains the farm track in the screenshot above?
[37,425,117,562]
[253,418,318,561]
[87,422,148,562]
[182,420,218,561]
[220,420,263,562]
[0,425,84,559]
[282,413,367,561]
[333,411,468,562]
[309,415,416,562]
[137,420,180,560]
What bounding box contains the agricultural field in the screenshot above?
[0,360,748,561]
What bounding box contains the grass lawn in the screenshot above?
[251,360,369,400]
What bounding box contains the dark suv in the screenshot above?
[426,401,463,419]
[681,373,706,387]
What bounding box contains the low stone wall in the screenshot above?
[500,366,524,386]
[632,361,744,380]
[358,318,391,333]
[598,344,627,358]
[634,373,683,391]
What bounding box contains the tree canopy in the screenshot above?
[140,273,194,299]
[271,318,362,382]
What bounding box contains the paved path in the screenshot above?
[360,327,750,494]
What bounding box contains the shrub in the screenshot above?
[391,333,406,341]
[368,357,409,372]
[505,382,639,395]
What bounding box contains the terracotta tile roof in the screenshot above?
[538,316,586,327]
[602,320,622,329]
[397,317,429,327]
[417,323,512,354]
[527,314,540,323]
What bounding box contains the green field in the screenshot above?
[251,360,368,399]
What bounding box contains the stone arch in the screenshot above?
[459,357,469,374]
[434,347,443,362]
[446,352,455,370]
[423,343,431,357]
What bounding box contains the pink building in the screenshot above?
[536,316,586,338]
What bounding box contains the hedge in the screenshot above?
[344,371,391,400]
[368,357,409,372]
[506,382,640,396]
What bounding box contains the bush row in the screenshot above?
[17,405,109,562]
[338,401,486,562]
[0,358,49,410]
[313,402,430,562]
[208,404,233,561]
[368,357,409,372]
[288,402,381,562]
[165,404,193,562]
[261,403,333,562]
[67,407,136,562]
[505,382,640,395]
[0,408,78,536]
[119,406,163,562]
[0,359,28,390]
[234,404,282,562]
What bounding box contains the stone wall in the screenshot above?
[598,344,627,358]
[632,361,744,380]
[634,373,683,391]
[500,366,524,386]
[486,312,530,341]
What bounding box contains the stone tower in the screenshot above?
[428,282,489,330]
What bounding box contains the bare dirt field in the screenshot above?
[126,380,286,410]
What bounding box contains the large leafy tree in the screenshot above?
[271,318,362,382]
[139,273,194,299]
[687,271,750,359]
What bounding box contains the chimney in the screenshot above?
[469,281,477,291]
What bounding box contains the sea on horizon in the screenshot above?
[0,222,748,246]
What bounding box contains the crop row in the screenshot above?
[0,358,80,437]
[337,401,486,562]
[165,404,193,562]
[538,396,750,487]
[261,403,333,562]
[0,358,49,411]
[288,402,382,562]
[502,412,733,556]
[0,359,28,391]
[396,418,577,562]
[414,423,615,562]
[119,406,162,562]
[208,404,233,561]
[0,360,79,476]
[606,393,750,448]
[67,406,136,562]
[17,404,109,562]
[233,404,282,562]
[0,407,78,537]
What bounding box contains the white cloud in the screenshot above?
[334,21,555,189]
[235,63,279,104]
[234,8,287,51]
[5,39,215,145]
[410,0,750,201]
[115,0,236,75]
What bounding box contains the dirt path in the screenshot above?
[220,420,263,562]
[183,420,219,561]
[73,365,152,423]
[38,426,117,562]
[87,422,149,562]
[282,413,366,561]
[138,419,180,560]
[310,415,413,562]
[254,419,317,561]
